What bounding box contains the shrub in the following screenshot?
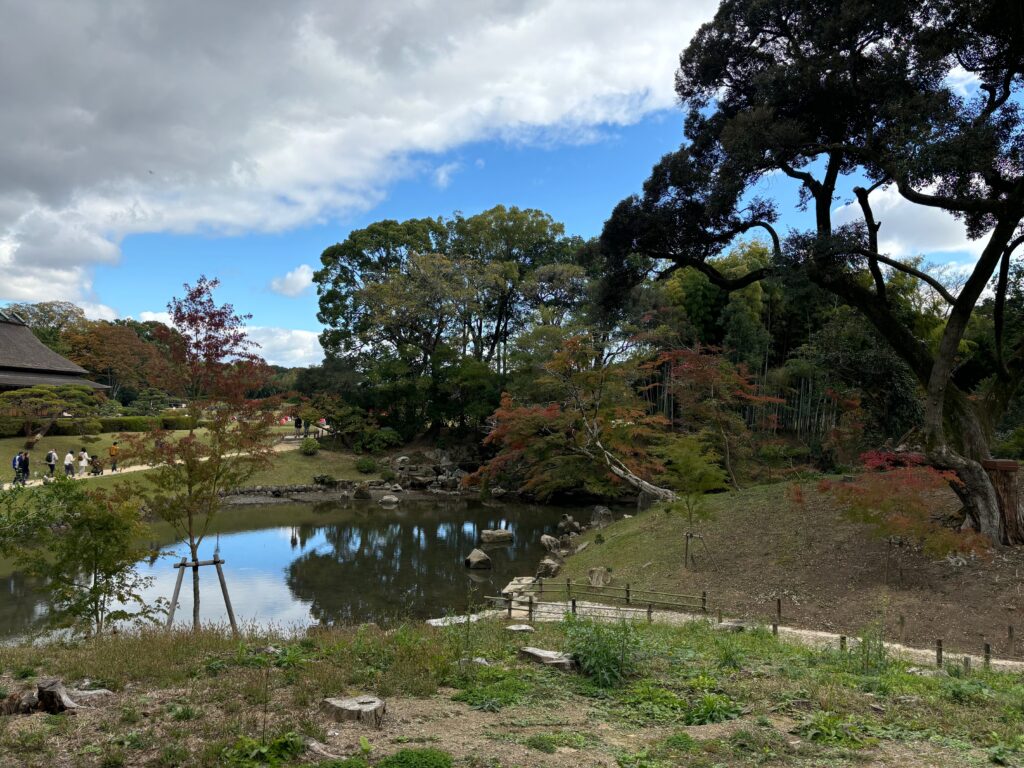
[563,615,644,687]
[796,712,874,748]
[358,427,403,454]
[376,749,453,768]
[380,468,397,483]
[355,457,377,474]
[221,731,305,766]
[300,437,320,456]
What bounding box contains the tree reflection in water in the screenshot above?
[285,499,558,625]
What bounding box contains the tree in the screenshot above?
[126,277,275,630]
[657,434,728,528]
[2,301,85,353]
[0,481,159,635]
[0,384,102,444]
[63,321,169,400]
[602,0,1024,544]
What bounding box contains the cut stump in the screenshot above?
[321,695,386,727]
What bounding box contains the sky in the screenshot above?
[0,1,988,367]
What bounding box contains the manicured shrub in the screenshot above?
[355,457,377,474]
[300,437,320,456]
[358,427,403,454]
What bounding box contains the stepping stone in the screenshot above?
[506,624,535,633]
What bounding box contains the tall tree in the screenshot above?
[602,0,1024,544]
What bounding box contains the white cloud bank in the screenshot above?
[269,264,315,297]
[0,0,718,308]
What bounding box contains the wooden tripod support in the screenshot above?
[166,556,239,635]
[683,531,718,571]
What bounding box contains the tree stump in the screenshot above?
[320,695,386,727]
[36,679,79,714]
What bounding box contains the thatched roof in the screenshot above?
[0,312,106,389]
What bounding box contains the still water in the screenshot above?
[0,497,588,638]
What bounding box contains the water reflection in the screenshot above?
[0,498,585,637]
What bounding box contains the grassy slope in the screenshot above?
[561,481,1024,654]
[0,619,1019,767]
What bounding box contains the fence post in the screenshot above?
[507,594,513,619]
[936,639,943,668]
[647,603,653,623]
[1010,624,1015,652]
[984,642,991,669]
[772,622,778,636]
[625,583,631,605]
[701,591,707,614]
[776,597,782,624]
[539,578,544,595]
[571,598,577,616]
[716,609,722,624]
[962,656,971,675]
[528,596,534,622]
[566,578,571,599]
[840,635,847,651]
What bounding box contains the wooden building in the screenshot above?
[0,310,105,391]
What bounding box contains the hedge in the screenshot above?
[0,415,210,438]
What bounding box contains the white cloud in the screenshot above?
[138,310,172,324]
[433,162,461,189]
[833,185,987,259]
[269,264,315,297]
[0,0,717,305]
[247,326,324,367]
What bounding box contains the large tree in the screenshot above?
[602,0,1024,544]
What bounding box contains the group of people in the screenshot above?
[9,442,120,486]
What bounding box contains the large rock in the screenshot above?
[464,548,492,569]
[321,695,387,727]
[591,506,614,528]
[537,556,561,578]
[540,534,560,552]
[519,647,575,671]
[353,483,371,500]
[557,515,581,535]
[379,494,400,506]
[480,529,514,544]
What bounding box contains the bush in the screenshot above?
[300,437,320,456]
[358,427,403,454]
[563,615,644,687]
[683,693,741,725]
[380,468,397,483]
[355,457,377,474]
[376,749,452,768]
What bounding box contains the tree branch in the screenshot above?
[995,234,1024,377]
[853,186,886,302]
[850,247,957,304]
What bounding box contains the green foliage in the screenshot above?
[523,732,591,753]
[358,427,402,454]
[355,457,377,474]
[0,480,160,634]
[376,748,453,768]
[796,712,874,748]
[300,437,320,456]
[563,616,644,688]
[615,682,689,723]
[657,435,727,527]
[221,731,305,766]
[683,693,741,725]
[452,667,529,711]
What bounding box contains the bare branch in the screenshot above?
[850,247,957,305]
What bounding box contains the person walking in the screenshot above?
[20,452,29,484]
[11,452,21,485]
[45,448,57,477]
[64,450,75,478]
[108,441,120,473]
[78,447,90,477]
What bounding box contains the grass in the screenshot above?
[1,617,1023,766]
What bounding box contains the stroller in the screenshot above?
[90,456,105,476]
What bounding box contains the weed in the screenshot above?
[616,682,689,723]
[452,667,529,710]
[221,731,305,767]
[522,731,592,753]
[615,748,671,768]
[376,748,454,768]
[714,638,745,670]
[119,705,140,724]
[99,749,126,768]
[797,711,875,748]
[683,693,741,725]
[563,615,645,687]
[14,665,35,679]
[167,702,199,721]
[943,677,992,704]
[155,744,190,767]
[661,732,698,752]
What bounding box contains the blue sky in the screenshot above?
[99,112,685,334]
[0,1,986,367]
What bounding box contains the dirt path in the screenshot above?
[1,441,300,491]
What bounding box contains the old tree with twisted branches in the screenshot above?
[601,0,1024,544]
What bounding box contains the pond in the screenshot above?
[0,497,593,639]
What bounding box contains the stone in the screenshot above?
[714,619,748,633]
[480,529,514,544]
[391,484,404,492]
[465,548,492,569]
[540,534,560,552]
[519,647,575,671]
[379,494,400,506]
[490,486,508,498]
[320,695,387,727]
[591,505,614,528]
[587,566,612,587]
[575,542,590,554]
[557,515,581,535]
[506,624,535,633]
[537,556,561,578]
[353,483,371,500]
[426,613,485,627]
[458,657,491,669]
[501,576,536,597]
[395,456,410,465]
